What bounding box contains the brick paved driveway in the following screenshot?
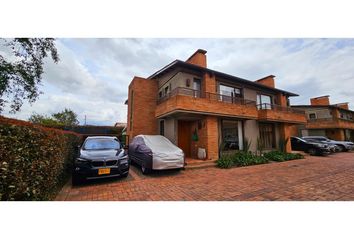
[56,152,354,201]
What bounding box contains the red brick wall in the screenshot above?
[311,96,330,106]
[280,123,292,152]
[326,129,345,141]
[205,116,219,160]
[127,77,158,141]
[256,75,275,88]
[202,72,216,93]
[155,95,258,119]
[186,50,207,67]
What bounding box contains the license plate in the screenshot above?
[98,168,111,175]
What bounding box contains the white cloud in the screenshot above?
[2,38,354,124]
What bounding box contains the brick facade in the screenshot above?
[310,95,330,106]
[256,75,275,88]
[127,49,307,161]
[127,77,158,141]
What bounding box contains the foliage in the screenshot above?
[242,138,251,153]
[28,108,79,126]
[263,150,304,162]
[256,137,264,156]
[217,151,268,169]
[0,38,59,113]
[52,108,79,126]
[216,154,234,169]
[28,113,60,125]
[0,116,81,200]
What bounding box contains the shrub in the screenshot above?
[232,151,268,167]
[216,154,234,169]
[0,116,81,200]
[263,150,304,162]
[217,151,268,168]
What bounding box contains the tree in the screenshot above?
[28,113,60,126]
[52,108,79,126]
[28,108,79,126]
[0,38,59,113]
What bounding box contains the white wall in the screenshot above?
[243,120,260,152]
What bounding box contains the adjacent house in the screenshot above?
[126,49,306,160]
[292,95,354,141]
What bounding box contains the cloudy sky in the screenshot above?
[1,38,354,125]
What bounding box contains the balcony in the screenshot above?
[306,117,354,129]
[257,103,307,124]
[156,87,258,119]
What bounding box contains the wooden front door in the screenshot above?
[178,121,191,157]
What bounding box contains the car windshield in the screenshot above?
[83,138,120,150]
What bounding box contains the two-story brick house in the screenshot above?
[292,95,354,141]
[126,49,306,160]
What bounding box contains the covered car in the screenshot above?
[128,135,185,174]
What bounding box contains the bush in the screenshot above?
[217,151,268,168]
[263,151,304,162]
[0,116,81,200]
[216,154,234,169]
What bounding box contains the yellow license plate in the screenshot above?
[98,168,111,175]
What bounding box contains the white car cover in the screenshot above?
[139,135,184,169]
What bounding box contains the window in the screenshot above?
[158,91,162,99]
[159,120,165,136]
[221,120,243,151]
[219,84,242,102]
[257,94,272,109]
[164,86,169,96]
[259,123,275,149]
[83,138,120,150]
[193,78,201,97]
[309,113,317,120]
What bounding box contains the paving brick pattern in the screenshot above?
[56,152,354,201]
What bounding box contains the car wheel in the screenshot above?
[337,145,345,152]
[72,174,83,186]
[308,148,317,156]
[141,165,151,175]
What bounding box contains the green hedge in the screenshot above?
[263,151,304,162]
[217,150,304,169]
[217,151,268,169]
[0,117,81,200]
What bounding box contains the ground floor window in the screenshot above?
[221,120,243,151]
[259,123,275,149]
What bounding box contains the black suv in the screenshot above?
[72,136,129,185]
[290,136,331,156]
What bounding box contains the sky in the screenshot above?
[1,38,354,125]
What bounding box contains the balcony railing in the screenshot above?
[308,117,334,122]
[308,117,354,122]
[257,103,305,114]
[157,87,256,106]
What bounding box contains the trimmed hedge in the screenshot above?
[217,151,269,169]
[0,116,81,200]
[263,151,304,162]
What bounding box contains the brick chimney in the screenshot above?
[186,49,207,68]
[310,95,330,106]
[335,102,349,110]
[255,75,275,88]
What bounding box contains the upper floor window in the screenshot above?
[309,113,317,120]
[257,94,272,109]
[219,84,242,97]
